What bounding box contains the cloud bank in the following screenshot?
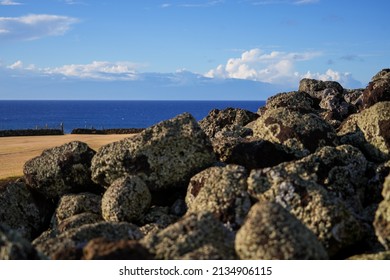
[0,0,22,5]
[0,14,78,41]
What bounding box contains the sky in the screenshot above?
[0,0,389,100]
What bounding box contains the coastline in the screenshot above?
[0,134,135,179]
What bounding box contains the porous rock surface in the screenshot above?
[23,141,96,199]
[91,113,216,190]
[185,164,251,227]
[374,174,390,249]
[361,69,390,109]
[235,202,328,260]
[102,176,151,223]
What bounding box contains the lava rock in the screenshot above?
[185,165,251,228]
[0,224,45,260]
[299,78,344,98]
[338,101,390,162]
[235,202,328,260]
[140,212,235,260]
[265,91,318,113]
[374,174,390,249]
[252,107,337,157]
[361,69,390,109]
[102,176,151,223]
[82,238,154,260]
[23,141,96,199]
[57,213,103,234]
[0,181,50,240]
[91,113,216,190]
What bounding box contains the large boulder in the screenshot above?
[361,69,390,109]
[0,181,51,240]
[0,224,45,260]
[91,113,216,190]
[252,107,337,157]
[102,176,151,223]
[374,174,390,249]
[299,78,344,99]
[265,91,317,114]
[140,212,235,260]
[338,101,390,162]
[248,145,368,257]
[235,202,328,260]
[199,107,258,139]
[185,165,251,228]
[24,141,96,199]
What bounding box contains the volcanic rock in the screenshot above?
[361,69,390,109]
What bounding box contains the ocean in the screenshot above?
[0,100,265,134]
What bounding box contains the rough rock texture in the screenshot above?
[252,107,337,157]
[102,176,151,223]
[265,91,318,113]
[0,224,45,260]
[338,101,390,162]
[361,69,390,109]
[23,141,96,199]
[348,251,390,260]
[91,113,216,190]
[139,206,179,228]
[374,174,390,249]
[235,202,328,260]
[248,145,368,257]
[199,107,258,139]
[55,192,102,225]
[0,181,49,240]
[57,213,103,234]
[82,238,153,260]
[140,212,235,260]
[33,222,143,260]
[212,137,295,169]
[185,165,251,228]
[299,78,344,99]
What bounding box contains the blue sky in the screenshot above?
[0,0,389,100]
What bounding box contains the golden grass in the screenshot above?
[0,134,135,180]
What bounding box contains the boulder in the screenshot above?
[23,141,96,199]
[265,91,317,113]
[102,176,151,223]
[140,212,236,260]
[57,213,103,234]
[91,113,216,190]
[0,224,45,260]
[374,174,390,249]
[299,78,344,98]
[82,238,153,260]
[199,107,258,139]
[0,181,50,240]
[252,107,337,157]
[185,165,251,228]
[139,206,179,228]
[33,221,143,260]
[248,145,368,257]
[338,101,390,162]
[361,69,390,109]
[55,192,102,225]
[235,202,328,260]
[348,251,390,260]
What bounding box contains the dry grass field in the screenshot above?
[0,134,135,180]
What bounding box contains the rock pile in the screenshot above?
[1,69,390,260]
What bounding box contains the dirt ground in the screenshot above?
[0,134,134,179]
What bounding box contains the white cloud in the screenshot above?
[42,61,143,81]
[294,0,319,4]
[205,48,361,88]
[7,60,23,69]
[0,0,22,5]
[249,0,319,5]
[0,14,78,41]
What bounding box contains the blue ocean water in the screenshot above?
[0,101,265,133]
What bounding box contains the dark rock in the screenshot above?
[139,206,178,228]
[0,224,45,260]
[140,212,236,260]
[23,141,96,200]
[253,107,337,157]
[299,78,344,98]
[265,91,318,113]
[91,113,216,190]
[338,101,390,162]
[82,238,154,260]
[0,181,51,240]
[248,145,368,257]
[374,174,390,249]
[33,221,143,260]
[57,213,103,234]
[361,69,390,109]
[170,198,187,216]
[199,107,259,139]
[235,202,328,260]
[185,165,251,228]
[102,176,151,223]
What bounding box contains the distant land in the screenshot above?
[0,68,291,100]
